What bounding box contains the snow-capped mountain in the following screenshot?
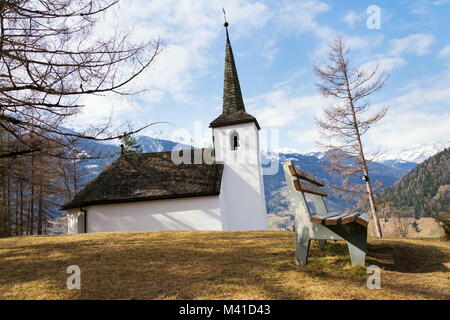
[378,142,449,164]
[378,159,417,172]
[74,135,191,177]
[270,142,449,167]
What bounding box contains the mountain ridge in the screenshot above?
[377,141,449,163]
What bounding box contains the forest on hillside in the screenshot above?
[376,148,450,218]
[0,131,93,237]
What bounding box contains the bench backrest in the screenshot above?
[285,161,327,197]
[283,160,329,218]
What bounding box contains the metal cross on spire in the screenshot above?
[222,8,229,27]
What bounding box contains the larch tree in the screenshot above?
[0,128,89,236]
[0,0,161,159]
[314,36,388,238]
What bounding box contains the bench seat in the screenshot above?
[310,212,369,227]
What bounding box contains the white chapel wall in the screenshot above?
[80,195,222,233]
[213,122,268,231]
[67,209,80,234]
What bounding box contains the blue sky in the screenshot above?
[69,0,450,156]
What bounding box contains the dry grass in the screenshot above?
[0,231,449,300]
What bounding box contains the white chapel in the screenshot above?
[64,22,268,233]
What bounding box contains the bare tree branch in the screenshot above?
[0,0,161,158]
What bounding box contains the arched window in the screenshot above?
[230,131,239,151]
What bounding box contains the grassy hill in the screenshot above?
[1,231,448,300]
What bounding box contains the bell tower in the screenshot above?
[210,20,267,230]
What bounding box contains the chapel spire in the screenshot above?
[209,16,260,130]
[222,14,245,115]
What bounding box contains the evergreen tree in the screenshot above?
[376,148,450,218]
[119,134,143,156]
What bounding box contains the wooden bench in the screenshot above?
[283,160,368,266]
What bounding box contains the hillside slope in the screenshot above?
[0,231,448,300]
[377,148,450,218]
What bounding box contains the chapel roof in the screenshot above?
[209,22,260,130]
[61,149,223,210]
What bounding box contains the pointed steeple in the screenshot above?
[222,24,245,114]
[210,20,260,130]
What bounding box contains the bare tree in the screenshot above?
[0,128,82,236]
[379,201,412,238]
[0,0,161,159]
[314,36,388,238]
[0,121,127,237]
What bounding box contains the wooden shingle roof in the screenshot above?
[61,149,223,210]
[210,25,260,130]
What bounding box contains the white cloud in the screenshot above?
[360,33,435,75]
[247,89,325,127]
[409,6,428,14]
[438,45,450,59]
[67,93,149,132]
[388,86,450,109]
[274,1,372,58]
[275,0,336,52]
[276,0,331,34]
[343,11,362,28]
[361,56,407,73]
[389,33,435,56]
[369,112,450,149]
[92,0,270,99]
[367,77,450,150]
[256,75,450,153]
[433,0,450,4]
[69,0,271,128]
[344,36,370,50]
[261,39,280,64]
[259,66,450,155]
[287,128,321,146]
[410,0,450,14]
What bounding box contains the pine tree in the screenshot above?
[119,134,143,156]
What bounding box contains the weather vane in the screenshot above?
[222,7,229,27]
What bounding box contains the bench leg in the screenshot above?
[295,236,311,265]
[348,225,367,266]
[328,223,367,266]
[347,242,366,266]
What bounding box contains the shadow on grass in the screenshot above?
[0,232,303,299]
[367,241,449,273]
[303,239,449,274]
[0,232,448,299]
[299,240,449,300]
